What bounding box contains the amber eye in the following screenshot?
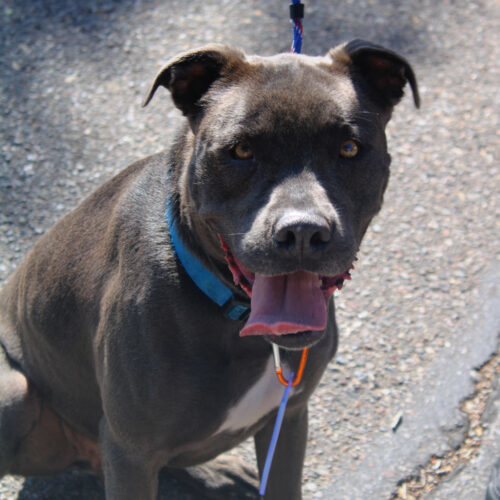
[340,140,359,158]
[232,142,254,160]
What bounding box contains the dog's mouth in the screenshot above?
[219,236,352,338]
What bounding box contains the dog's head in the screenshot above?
[145,41,419,349]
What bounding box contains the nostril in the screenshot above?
[274,229,296,249]
[310,227,332,248]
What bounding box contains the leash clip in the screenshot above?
[272,343,308,387]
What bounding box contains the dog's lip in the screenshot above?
[218,234,353,299]
[219,235,255,296]
[266,330,325,350]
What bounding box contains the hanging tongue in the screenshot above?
[239,271,327,337]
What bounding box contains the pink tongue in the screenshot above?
[239,271,327,336]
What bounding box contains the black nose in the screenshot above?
[273,214,333,254]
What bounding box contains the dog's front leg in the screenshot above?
[99,419,160,500]
[254,404,308,500]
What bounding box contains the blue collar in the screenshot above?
[165,202,250,321]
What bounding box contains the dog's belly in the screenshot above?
[216,356,286,434]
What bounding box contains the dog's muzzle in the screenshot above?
[219,236,352,337]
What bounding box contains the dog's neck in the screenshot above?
[165,199,250,321]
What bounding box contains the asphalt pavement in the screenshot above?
[0,0,499,499]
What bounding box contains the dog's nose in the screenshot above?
[273,214,333,254]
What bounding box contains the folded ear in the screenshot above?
[143,45,246,117]
[332,39,420,109]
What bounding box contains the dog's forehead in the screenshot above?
[203,53,358,140]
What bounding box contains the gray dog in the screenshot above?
[0,40,419,499]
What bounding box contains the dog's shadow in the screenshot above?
[16,456,259,499]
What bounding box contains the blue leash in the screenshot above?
[290,0,304,54]
[259,371,295,497]
[259,6,305,496]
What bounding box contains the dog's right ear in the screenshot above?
[143,45,246,118]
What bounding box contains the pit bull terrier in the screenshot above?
[0,40,419,499]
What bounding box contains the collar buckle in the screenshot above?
[221,296,250,321]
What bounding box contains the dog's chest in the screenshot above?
[216,357,288,434]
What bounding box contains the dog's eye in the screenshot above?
[340,140,359,158]
[232,142,254,160]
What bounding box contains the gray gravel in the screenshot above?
[1,0,499,499]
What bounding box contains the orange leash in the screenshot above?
[272,344,309,387]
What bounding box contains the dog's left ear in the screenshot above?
[143,44,246,118]
[332,39,420,109]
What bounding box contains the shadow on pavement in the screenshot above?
[16,459,260,500]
